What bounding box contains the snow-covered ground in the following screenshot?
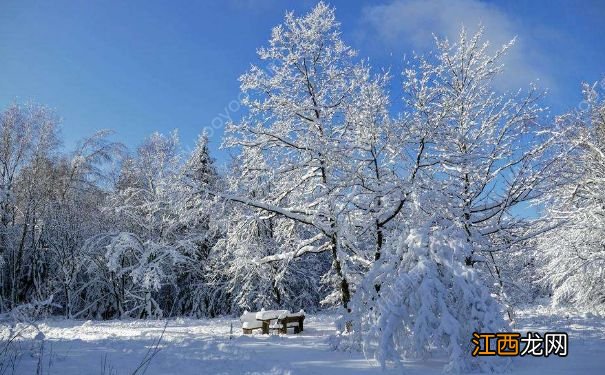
[2,307,604,374]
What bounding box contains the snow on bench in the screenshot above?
[240,309,305,334]
[240,311,264,334]
[255,309,289,321]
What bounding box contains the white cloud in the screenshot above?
[360,0,553,92]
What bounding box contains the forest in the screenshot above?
[1,2,604,373]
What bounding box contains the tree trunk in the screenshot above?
[329,233,350,310]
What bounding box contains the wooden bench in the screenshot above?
[240,311,264,334]
[272,314,305,334]
[240,309,305,335]
[255,309,289,334]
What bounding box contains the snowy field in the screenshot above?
[2,308,604,375]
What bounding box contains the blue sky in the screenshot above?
[1,0,604,167]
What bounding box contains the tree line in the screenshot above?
[1,2,603,372]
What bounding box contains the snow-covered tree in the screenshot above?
[183,131,218,188]
[539,82,605,313]
[220,2,397,310]
[173,131,224,316]
[209,147,329,314]
[0,103,60,312]
[87,131,197,318]
[0,103,124,318]
[397,28,553,310]
[358,218,508,373]
[348,27,555,371]
[42,130,123,318]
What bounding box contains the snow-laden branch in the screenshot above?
[255,233,329,264]
[200,188,330,233]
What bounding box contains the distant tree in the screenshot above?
[539,81,605,313]
[173,131,223,316]
[43,130,123,318]
[0,103,60,312]
[87,131,195,318]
